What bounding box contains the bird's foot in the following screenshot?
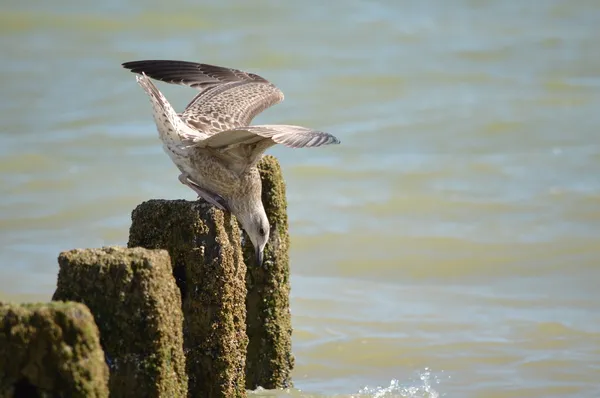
[178,174,229,211]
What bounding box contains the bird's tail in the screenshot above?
[135,73,190,152]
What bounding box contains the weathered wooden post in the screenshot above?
[126,155,295,394]
[128,200,248,398]
[52,247,188,398]
[0,301,109,397]
[243,155,294,389]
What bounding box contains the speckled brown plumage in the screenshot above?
[122,60,340,264]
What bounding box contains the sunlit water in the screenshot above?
[1,1,599,397]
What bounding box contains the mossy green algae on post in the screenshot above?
[128,200,247,398]
[52,247,187,398]
[0,301,109,398]
[242,155,294,389]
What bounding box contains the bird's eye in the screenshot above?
[259,227,265,236]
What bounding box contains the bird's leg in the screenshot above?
[178,174,229,211]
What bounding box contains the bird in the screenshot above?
[122,60,340,265]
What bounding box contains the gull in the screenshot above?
[122,60,340,265]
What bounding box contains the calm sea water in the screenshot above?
[1,1,599,397]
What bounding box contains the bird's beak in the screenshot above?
[256,248,264,266]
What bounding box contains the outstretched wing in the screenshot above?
[203,124,340,149]
[192,124,340,174]
[122,60,284,133]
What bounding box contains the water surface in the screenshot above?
[1,1,599,396]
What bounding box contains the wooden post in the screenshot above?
[52,247,188,398]
[0,301,109,397]
[243,155,294,389]
[128,200,247,398]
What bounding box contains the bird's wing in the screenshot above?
[202,124,340,149]
[121,60,284,133]
[191,124,340,174]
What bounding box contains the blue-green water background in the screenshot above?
[1,1,600,397]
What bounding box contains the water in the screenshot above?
[1,1,599,396]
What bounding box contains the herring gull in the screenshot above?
[122,60,340,265]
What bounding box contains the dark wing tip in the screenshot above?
[121,60,139,69]
[121,60,197,75]
[121,60,219,88]
[120,60,275,92]
[313,131,341,146]
[122,60,153,75]
[122,60,151,72]
[122,59,189,68]
[121,60,180,73]
[278,130,341,148]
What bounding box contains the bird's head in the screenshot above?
[237,206,270,266]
